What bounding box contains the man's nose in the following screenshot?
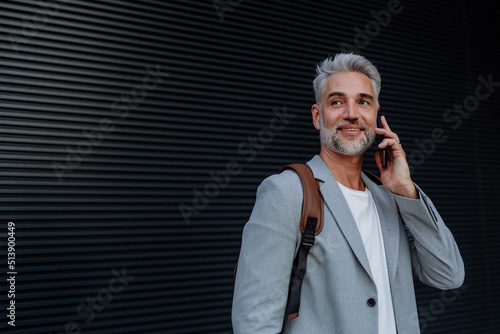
[343,102,358,119]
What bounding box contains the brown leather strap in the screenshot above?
[362,169,402,213]
[361,169,383,185]
[280,164,323,236]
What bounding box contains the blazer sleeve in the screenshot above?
[232,171,302,334]
[393,184,465,290]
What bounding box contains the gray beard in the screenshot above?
[320,119,376,156]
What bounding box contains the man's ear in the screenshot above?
[312,104,321,130]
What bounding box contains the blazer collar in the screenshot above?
[307,155,373,281]
[361,172,400,284]
[306,155,400,284]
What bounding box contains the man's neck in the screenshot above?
[319,145,365,191]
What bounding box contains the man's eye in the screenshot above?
[359,100,369,105]
[332,100,342,105]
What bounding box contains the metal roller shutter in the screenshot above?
[1,0,499,333]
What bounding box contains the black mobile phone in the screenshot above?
[376,113,387,168]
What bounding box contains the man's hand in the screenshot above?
[374,115,418,199]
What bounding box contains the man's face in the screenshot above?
[313,71,378,156]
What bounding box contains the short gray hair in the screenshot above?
[313,53,381,106]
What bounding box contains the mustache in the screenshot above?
[333,120,369,131]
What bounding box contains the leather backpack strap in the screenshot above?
[280,164,323,235]
[362,169,412,243]
[361,168,383,186]
[279,163,324,322]
[362,169,402,213]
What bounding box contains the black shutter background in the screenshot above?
[1,0,499,333]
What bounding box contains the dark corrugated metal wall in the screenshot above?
[1,0,499,333]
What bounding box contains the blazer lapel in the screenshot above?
[362,172,400,284]
[307,156,373,281]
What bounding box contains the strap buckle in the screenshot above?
[301,217,317,248]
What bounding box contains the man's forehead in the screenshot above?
[325,71,374,95]
[326,91,374,100]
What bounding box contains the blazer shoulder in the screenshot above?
[257,169,304,204]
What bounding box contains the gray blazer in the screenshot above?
[232,155,464,334]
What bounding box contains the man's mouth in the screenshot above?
[337,125,364,135]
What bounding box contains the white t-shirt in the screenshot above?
[337,182,397,334]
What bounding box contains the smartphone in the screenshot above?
[376,113,387,168]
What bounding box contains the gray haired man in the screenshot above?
[232,53,464,333]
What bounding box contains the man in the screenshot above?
[232,53,464,333]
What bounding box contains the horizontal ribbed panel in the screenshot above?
[1,0,499,333]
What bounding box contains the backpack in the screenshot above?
[234,163,323,322]
[234,163,390,322]
[278,163,323,321]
